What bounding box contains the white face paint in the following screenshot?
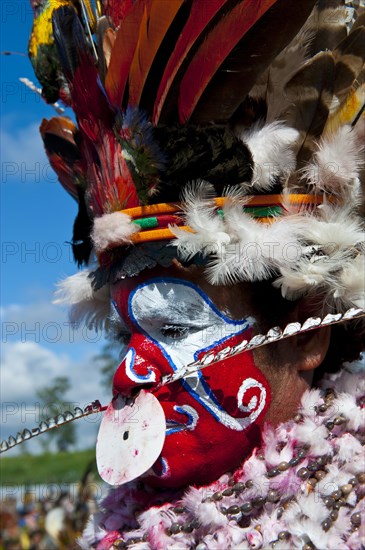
[127,279,257,431]
[129,278,254,371]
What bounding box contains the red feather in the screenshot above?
[40,117,84,200]
[178,0,277,124]
[105,0,148,108]
[128,0,184,107]
[153,0,230,124]
[103,0,136,27]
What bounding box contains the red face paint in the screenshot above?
[110,276,271,487]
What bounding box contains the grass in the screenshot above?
[0,448,99,485]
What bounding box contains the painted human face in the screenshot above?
[110,268,271,487]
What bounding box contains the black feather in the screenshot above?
[153,125,253,201]
[72,187,93,266]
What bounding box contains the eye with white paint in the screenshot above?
[160,325,190,340]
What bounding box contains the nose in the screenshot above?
[112,334,163,397]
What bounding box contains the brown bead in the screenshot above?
[303,544,314,550]
[252,496,265,507]
[323,496,335,508]
[222,487,234,497]
[308,478,318,487]
[315,470,326,480]
[334,415,347,426]
[277,507,284,520]
[278,461,289,472]
[316,456,327,466]
[267,468,280,478]
[321,519,332,532]
[181,522,194,533]
[318,403,328,413]
[257,453,265,460]
[332,489,342,500]
[245,479,254,488]
[332,502,341,511]
[307,462,318,472]
[212,492,223,501]
[294,414,303,422]
[326,421,334,430]
[341,484,353,496]
[348,477,357,486]
[297,467,310,479]
[330,510,338,521]
[351,512,361,526]
[289,457,300,466]
[173,506,185,514]
[357,473,365,484]
[241,502,253,514]
[297,448,307,458]
[227,505,241,515]
[169,522,181,535]
[232,482,245,492]
[278,531,290,540]
[267,489,279,503]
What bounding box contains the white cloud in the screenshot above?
[1,120,49,183]
[1,340,111,455]
[1,299,103,346]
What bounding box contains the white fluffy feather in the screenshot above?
[301,125,365,199]
[240,123,300,191]
[54,270,110,330]
[92,212,139,253]
[171,181,231,260]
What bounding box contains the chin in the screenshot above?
[142,422,264,488]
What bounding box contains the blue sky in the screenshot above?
[1,1,110,453]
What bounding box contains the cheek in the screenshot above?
[146,345,271,487]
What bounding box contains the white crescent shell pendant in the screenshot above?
[96,390,166,486]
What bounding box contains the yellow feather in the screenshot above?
[324,84,365,135]
[29,0,72,58]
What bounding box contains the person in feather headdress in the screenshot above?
[28,0,365,548]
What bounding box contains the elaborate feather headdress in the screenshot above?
[28,0,365,328]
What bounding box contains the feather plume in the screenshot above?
[105,1,147,107]
[54,270,111,330]
[240,122,300,192]
[248,15,314,123]
[285,51,336,165]
[307,1,348,56]
[324,82,365,135]
[171,181,230,260]
[301,123,364,198]
[128,0,184,107]
[40,116,84,200]
[152,0,231,124]
[189,0,317,124]
[332,26,365,108]
[178,0,279,124]
[91,212,139,253]
[96,16,115,82]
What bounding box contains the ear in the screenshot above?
[294,325,331,372]
[292,298,331,373]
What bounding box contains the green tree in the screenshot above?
[36,376,76,452]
